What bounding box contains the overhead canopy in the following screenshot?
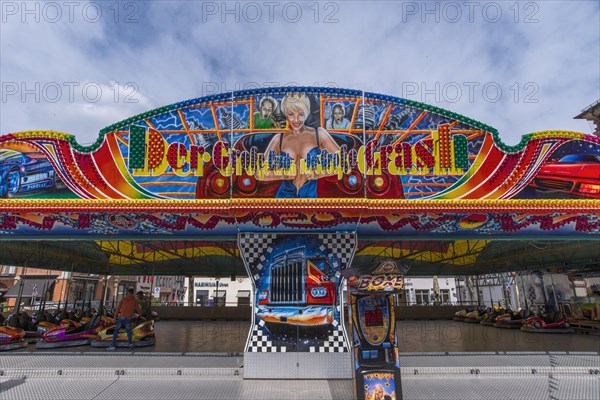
[4,276,58,298]
[0,239,598,277]
[352,239,600,276]
[0,240,242,277]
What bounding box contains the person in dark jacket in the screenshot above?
[136,290,152,320]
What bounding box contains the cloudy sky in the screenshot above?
[1,0,598,145]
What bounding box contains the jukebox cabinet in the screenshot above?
[348,266,404,400]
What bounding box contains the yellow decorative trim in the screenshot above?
[529,130,585,140]
[1,198,598,212]
[6,130,74,140]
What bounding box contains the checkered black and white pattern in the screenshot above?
[242,232,353,354]
[527,286,537,304]
[310,323,348,353]
[318,233,357,269]
[247,323,286,353]
[238,232,276,275]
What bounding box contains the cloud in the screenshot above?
[1,0,598,145]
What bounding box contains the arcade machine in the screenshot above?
[347,262,404,400]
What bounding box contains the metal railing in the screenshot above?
[581,98,600,112]
[181,300,251,307]
[396,300,480,307]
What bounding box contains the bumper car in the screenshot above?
[494,309,533,329]
[521,311,574,333]
[0,326,27,351]
[36,315,112,349]
[480,307,506,326]
[91,318,155,348]
[452,309,469,321]
[464,307,491,323]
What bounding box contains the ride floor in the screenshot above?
[2,321,598,400]
[10,320,600,353]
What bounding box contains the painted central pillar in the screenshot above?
[239,232,356,379]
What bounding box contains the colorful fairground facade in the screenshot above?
[1,87,599,395]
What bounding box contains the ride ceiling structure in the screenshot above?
[0,86,598,278]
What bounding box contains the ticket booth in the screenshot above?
[346,261,405,400]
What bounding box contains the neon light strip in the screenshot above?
[2,199,598,213]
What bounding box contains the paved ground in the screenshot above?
[1,352,599,399]
[2,321,599,399]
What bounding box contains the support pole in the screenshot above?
[500,274,508,308]
[13,277,25,316]
[187,275,194,306]
[112,277,120,310]
[39,269,51,315]
[13,262,27,316]
[99,275,108,314]
[549,273,559,311]
[216,279,220,306]
[520,272,529,310]
[475,275,481,307]
[87,281,92,312]
[514,274,521,310]
[111,283,116,310]
[63,267,74,314]
[57,272,65,313]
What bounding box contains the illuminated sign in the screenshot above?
[357,275,405,292]
[129,128,211,177]
[128,125,468,179]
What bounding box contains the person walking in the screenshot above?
[136,290,152,320]
[107,288,142,350]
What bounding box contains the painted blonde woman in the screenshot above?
[263,93,340,198]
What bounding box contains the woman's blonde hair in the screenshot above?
[281,93,311,122]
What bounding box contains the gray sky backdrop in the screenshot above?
[1,0,599,145]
